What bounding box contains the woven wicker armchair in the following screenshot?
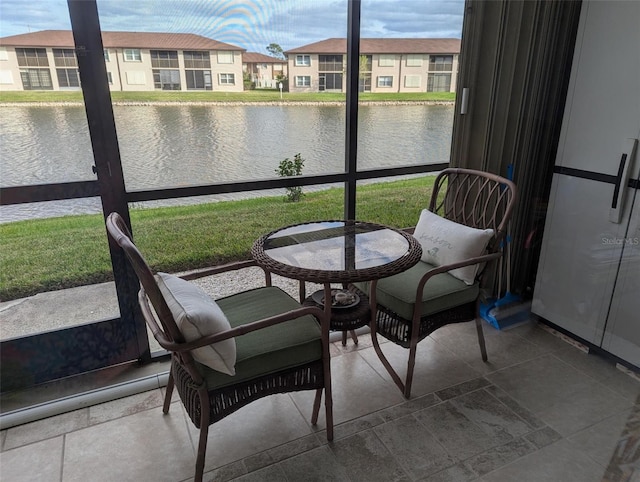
[354,168,517,398]
[106,213,333,482]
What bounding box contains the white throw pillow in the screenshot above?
[413,209,494,285]
[156,272,236,375]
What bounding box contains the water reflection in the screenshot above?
[0,103,453,222]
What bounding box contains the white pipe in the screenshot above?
[0,372,169,430]
[1,327,371,430]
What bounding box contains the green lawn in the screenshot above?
[0,90,455,104]
[0,177,436,301]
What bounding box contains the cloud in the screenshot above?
[0,0,464,53]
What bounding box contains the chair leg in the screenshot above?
[311,388,322,425]
[311,387,334,441]
[194,390,210,482]
[324,386,334,442]
[349,330,359,345]
[404,343,418,399]
[370,318,406,396]
[475,317,488,362]
[163,370,174,414]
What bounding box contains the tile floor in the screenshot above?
[1,319,639,482]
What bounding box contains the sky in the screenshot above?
[0,0,465,54]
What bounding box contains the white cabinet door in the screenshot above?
[555,1,640,175]
[601,196,640,366]
[532,0,640,355]
[532,175,633,343]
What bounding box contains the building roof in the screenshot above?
[0,30,245,51]
[285,38,460,55]
[243,52,287,64]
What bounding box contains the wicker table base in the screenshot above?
[303,286,371,346]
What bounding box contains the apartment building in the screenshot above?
[285,38,460,93]
[242,52,287,89]
[0,30,245,92]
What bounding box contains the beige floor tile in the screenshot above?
[538,383,632,437]
[278,445,350,481]
[289,351,405,427]
[4,409,89,451]
[507,320,575,352]
[554,345,640,402]
[567,408,634,467]
[357,336,483,398]
[0,436,63,482]
[88,388,164,425]
[184,393,315,472]
[63,407,194,482]
[480,438,605,482]
[485,354,601,414]
[430,321,550,376]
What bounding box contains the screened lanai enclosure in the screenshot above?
[0,0,595,421]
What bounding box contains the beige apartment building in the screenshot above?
[285,38,460,93]
[0,30,245,92]
[242,52,287,89]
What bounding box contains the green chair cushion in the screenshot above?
[197,286,323,389]
[354,261,479,321]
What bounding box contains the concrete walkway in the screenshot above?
[0,268,322,341]
[0,282,119,340]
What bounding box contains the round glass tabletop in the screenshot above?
[252,220,422,283]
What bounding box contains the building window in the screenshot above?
[378,54,395,67]
[219,73,235,85]
[153,69,181,90]
[186,70,212,90]
[406,54,423,67]
[124,49,142,62]
[319,73,342,91]
[318,55,343,71]
[150,50,178,68]
[217,51,234,64]
[125,71,146,85]
[427,73,452,92]
[404,75,421,88]
[104,49,110,62]
[19,69,53,89]
[429,55,453,72]
[56,68,80,88]
[0,47,9,61]
[295,55,311,66]
[377,76,393,88]
[184,51,211,69]
[53,49,77,67]
[107,72,113,84]
[0,70,14,84]
[16,48,49,67]
[359,73,371,92]
[295,75,311,87]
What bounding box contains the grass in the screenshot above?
[0,90,455,104]
[0,177,436,301]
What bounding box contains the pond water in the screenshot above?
[0,103,453,222]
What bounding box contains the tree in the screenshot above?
[266,43,285,60]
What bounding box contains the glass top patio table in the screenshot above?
[251,220,422,284]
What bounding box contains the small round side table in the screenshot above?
[303,285,371,346]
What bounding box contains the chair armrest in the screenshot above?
[179,259,261,280]
[414,251,502,296]
[179,260,273,287]
[147,299,327,353]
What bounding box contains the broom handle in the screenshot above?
[505,220,512,293]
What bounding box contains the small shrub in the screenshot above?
[276,153,305,202]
